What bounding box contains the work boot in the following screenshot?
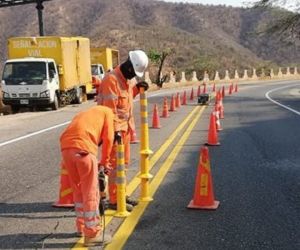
[126,196,139,206]
[84,232,112,247]
[108,203,133,212]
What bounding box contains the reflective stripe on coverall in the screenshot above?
[97,66,139,204]
[60,106,114,237]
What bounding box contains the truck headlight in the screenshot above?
[2,91,9,98]
[40,90,50,98]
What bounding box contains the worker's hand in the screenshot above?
[98,163,113,175]
[136,81,149,91]
[104,164,113,176]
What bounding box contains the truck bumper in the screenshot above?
[3,98,52,107]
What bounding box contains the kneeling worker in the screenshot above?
[60,106,114,247]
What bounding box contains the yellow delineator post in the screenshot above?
[139,88,153,202]
[114,142,131,217]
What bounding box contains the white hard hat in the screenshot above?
[129,50,148,77]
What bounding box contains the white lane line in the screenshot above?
[265,84,300,116]
[1,81,298,148]
[0,121,71,148]
[0,90,182,148]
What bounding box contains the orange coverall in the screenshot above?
[97,66,139,204]
[60,106,114,237]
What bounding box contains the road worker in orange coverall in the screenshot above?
[60,106,114,247]
[97,50,149,211]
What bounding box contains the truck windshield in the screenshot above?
[91,65,99,76]
[2,62,46,85]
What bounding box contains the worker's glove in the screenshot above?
[98,163,113,176]
[136,81,149,91]
[114,131,122,144]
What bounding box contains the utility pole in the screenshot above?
[0,0,52,37]
[36,0,44,36]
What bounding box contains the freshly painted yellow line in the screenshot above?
[126,105,200,195]
[105,106,205,250]
[72,105,200,249]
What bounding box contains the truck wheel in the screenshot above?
[51,94,59,110]
[74,87,83,104]
[11,105,19,114]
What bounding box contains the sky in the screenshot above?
[161,0,253,7]
[161,0,299,11]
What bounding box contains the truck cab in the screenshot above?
[91,64,105,93]
[91,64,105,80]
[1,58,60,111]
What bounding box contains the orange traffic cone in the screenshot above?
[214,108,222,131]
[215,90,221,105]
[176,93,181,108]
[161,97,170,118]
[170,95,176,112]
[152,104,161,128]
[177,93,181,108]
[190,88,194,100]
[130,116,139,144]
[130,128,140,144]
[187,146,219,210]
[53,164,74,208]
[229,83,233,95]
[205,112,220,146]
[219,100,224,119]
[222,86,225,98]
[234,83,238,92]
[197,86,201,96]
[182,91,187,105]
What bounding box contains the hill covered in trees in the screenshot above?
[0,0,298,80]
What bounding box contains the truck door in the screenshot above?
[99,65,105,80]
[48,62,59,100]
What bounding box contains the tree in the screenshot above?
[253,0,300,39]
[148,48,175,88]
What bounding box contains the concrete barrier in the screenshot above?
[145,66,300,91]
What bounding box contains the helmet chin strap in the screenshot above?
[120,58,136,80]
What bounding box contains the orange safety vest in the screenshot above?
[97,66,139,132]
[60,106,114,166]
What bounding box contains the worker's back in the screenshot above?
[60,106,113,156]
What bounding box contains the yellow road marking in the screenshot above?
[72,105,200,249]
[126,106,200,195]
[105,106,205,250]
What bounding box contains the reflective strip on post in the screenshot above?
[116,176,126,184]
[114,143,130,217]
[139,87,153,202]
[141,117,148,124]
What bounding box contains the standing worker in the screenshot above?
[97,50,149,211]
[60,106,114,247]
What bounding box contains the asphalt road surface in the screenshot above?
[0,80,299,250]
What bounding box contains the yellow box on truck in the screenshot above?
[7,36,92,91]
[90,47,119,72]
[2,36,92,110]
